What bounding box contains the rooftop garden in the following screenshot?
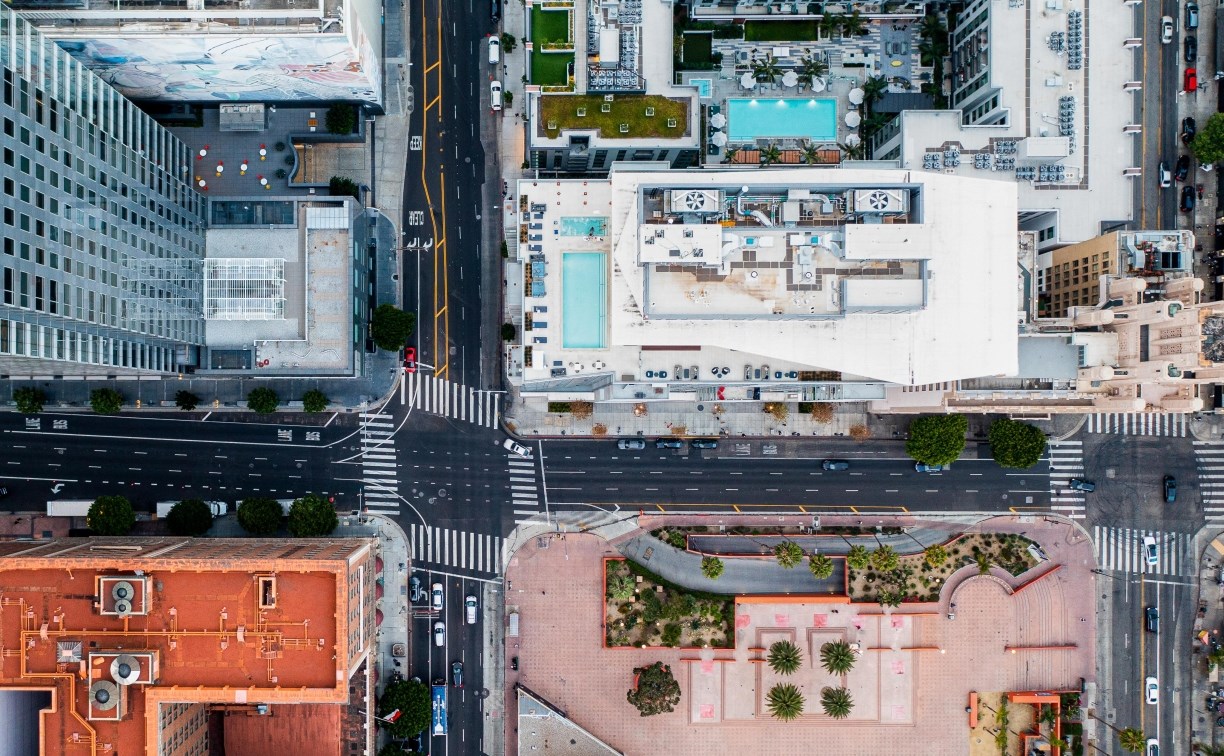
[530,5,575,87]
[605,558,734,648]
[540,94,689,139]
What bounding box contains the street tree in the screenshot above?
[166,499,213,537]
[1192,112,1224,165]
[905,414,968,466]
[90,388,123,415]
[767,641,803,675]
[820,640,856,676]
[924,544,948,569]
[237,497,283,536]
[1118,728,1146,753]
[774,541,804,569]
[88,496,135,536]
[302,389,330,413]
[820,686,854,718]
[13,387,47,414]
[501,33,518,53]
[247,387,280,414]
[626,662,681,716]
[766,683,805,721]
[987,418,1047,468]
[376,677,432,739]
[870,545,899,572]
[846,544,871,570]
[287,494,339,537]
[371,304,417,351]
[175,390,200,411]
[808,552,835,580]
[701,556,725,580]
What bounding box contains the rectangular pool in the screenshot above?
[559,216,608,237]
[691,78,712,98]
[726,97,837,142]
[562,252,607,349]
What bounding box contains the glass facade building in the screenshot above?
[0,6,206,374]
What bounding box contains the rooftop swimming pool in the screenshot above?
[691,78,712,98]
[559,216,608,237]
[726,97,837,142]
[562,252,607,349]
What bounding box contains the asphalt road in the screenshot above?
[1140,0,1182,228]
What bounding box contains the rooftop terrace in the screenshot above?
[539,94,691,141]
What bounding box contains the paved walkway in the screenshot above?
[685,528,954,557]
[618,533,844,594]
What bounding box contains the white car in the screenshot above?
[465,594,478,624]
[1146,738,1159,756]
[434,621,446,647]
[431,582,444,611]
[1161,16,1175,44]
[503,439,532,458]
[1142,535,1158,567]
[490,80,503,111]
[488,35,501,65]
[1144,675,1158,704]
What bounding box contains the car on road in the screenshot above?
[503,439,532,458]
[1183,116,1198,143]
[655,438,685,449]
[617,438,646,450]
[1145,606,1159,633]
[1181,184,1197,212]
[1164,474,1178,503]
[1143,535,1159,567]
[451,661,463,688]
[1145,676,1159,704]
[1158,161,1173,188]
[403,346,416,373]
[434,621,445,647]
[1161,15,1175,43]
[1146,738,1159,756]
[1185,35,1198,62]
[1175,155,1191,182]
[491,0,500,21]
[690,439,719,449]
[431,582,444,611]
[1069,478,1095,492]
[488,35,501,65]
[465,594,478,624]
[914,463,944,472]
[821,460,850,471]
[490,80,503,111]
[1187,2,1199,29]
[1185,67,1198,92]
[410,575,424,603]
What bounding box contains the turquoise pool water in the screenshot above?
[726,97,837,142]
[691,78,712,98]
[559,216,608,237]
[562,252,607,349]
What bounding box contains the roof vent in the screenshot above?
[113,599,132,617]
[111,581,134,602]
[111,655,141,686]
[90,681,120,711]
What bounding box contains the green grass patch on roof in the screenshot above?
[540,94,689,139]
[530,51,573,86]
[744,19,820,41]
[531,6,572,45]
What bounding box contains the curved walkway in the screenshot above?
[687,528,954,557]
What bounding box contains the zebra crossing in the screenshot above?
[407,523,503,574]
[1086,412,1187,436]
[359,412,400,513]
[405,372,500,428]
[1092,526,1190,576]
[508,455,544,525]
[1047,440,1086,519]
[1194,441,1224,523]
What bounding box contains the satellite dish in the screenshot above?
[90,680,120,711]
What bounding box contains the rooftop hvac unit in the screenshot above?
[111,581,134,602]
[668,189,720,214]
[90,681,120,711]
[111,655,141,686]
[113,599,132,617]
[57,641,83,663]
[852,189,909,214]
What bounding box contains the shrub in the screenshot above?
[90,388,123,415]
[247,387,280,414]
[370,304,417,351]
[627,662,681,716]
[548,402,572,413]
[768,640,803,675]
[13,387,47,414]
[87,495,135,535]
[237,497,283,536]
[302,389,330,413]
[329,176,361,199]
[325,104,357,134]
[501,322,517,341]
[661,623,682,646]
[175,390,200,411]
[165,499,213,536]
[287,494,339,537]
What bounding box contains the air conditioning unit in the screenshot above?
[669,189,721,214]
[90,681,120,711]
[111,581,134,602]
[111,655,141,686]
[113,600,132,617]
[852,189,908,214]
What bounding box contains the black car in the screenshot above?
[821,460,850,471]
[1186,35,1198,63]
[1164,475,1178,503]
[1182,185,1197,212]
[451,661,463,688]
[655,438,685,449]
[1176,154,1191,182]
[1069,478,1096,492]
[1145,606,1159,633]
[1183,117,1198,144]
[690,439,719,449]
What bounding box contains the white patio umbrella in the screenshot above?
[845,133,862,148]
[848,87,865,105]
[845,111,862,128]
[710,113,727,128]
[740,72,757,89]
[811,77,827,92]
[711,131,729,147]
[782,70,799,88]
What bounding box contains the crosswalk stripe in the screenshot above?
[407,523,503,574]
[406,373,501,428]
[1093,526,1189,576]
[1088,412,1187,436]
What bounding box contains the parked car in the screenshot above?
[510,656,519,670]
[821,460,850,471]
[1143,535,1159,567]
[1163,474,1178,503]
[1185,67,1199,92]
[490,80,503,111]
[655,438,685,449]
[690,439,719,449]
[1175,155,1191,182]
[465,594,478,624]
[1069,478,1096,492]
[914,463,944,472]
[488,35,501,65]
[410,575,424,603]
[1183,117,1198,144]
[1181,184,1197,212]
[1161,15,1175,43]
[1158,161,1173,188]
[491,0,501,21]
[1145,606,1159,633]
[1185,35,1198,62]
[403,346,417,373]
[434,621,446,647]
[431,582,444,611]
[1187,2,1199,29]
[503,438,532,458]
[451,661,464,688]
[617,438,646,450]
[1146,738,1159,756]
[1145,676,1159,704]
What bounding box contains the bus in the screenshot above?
[431,682,448,736]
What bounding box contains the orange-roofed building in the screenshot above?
[0,536,378,756]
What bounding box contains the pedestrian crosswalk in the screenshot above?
[359,412,400,514]
[1195,441,1224,521]
[1086,412,1187,436]
[508,455,544,525]
[405,372,500,428]
[1047,440,1086,519]
[1093,526,1190,576]
[406,523,503,574]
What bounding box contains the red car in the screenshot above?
[403,346,417,373]
[1185,67,1198,92]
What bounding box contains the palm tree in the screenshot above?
[767,640,803,675]
[1118,728,1145,753]
[846,544,870,570]
[861,74,890,114]
[752,55,782,84]
[766,683,805,721]
[701,556,724,580]
[723,146,739,164]
[861,112,891,139]
[796,55,828,89]
[808,552,835,579]
[838,141,867,161]
[774,540,803,568]
[1195,743,1224,756]
[820,686,854,719]
[919,12,947,42]
[819,640,856,675]
[924,545,948,568]
[760,143,782,166]
[800,140,822,165]
[818,13,844,39]
[840,11,869,37]
[870,545,899,572]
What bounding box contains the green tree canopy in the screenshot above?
[287,494,338,537]
[247,387,280,414]
[1118,727,1146,753]
[501,32,518,53]
[325,104,357,134]
[88,495,135,535]
[870,545,899,572]
[846,544,870,570]
[607,573,635,600]
[774,541,804,569]
[905,414,968,466]
[376,678,432,739]
[14,387,47,414]
[371,304,418,351]
[766,683,805,721]
[924,544,948,569]
[175,390,200,411]
[329,176,361,199]
[820,686,854,719]
[808,552,835,580]
[987,418,1047,468]
[302,389,330,413]
[701,556,725,580]
[820,640,856,675]
[1192,112,1224,165]
[627,662,681,716]
[767,640,803,675]
[237,497,283,536]
[165,499,213,537]
[90,388,123,415]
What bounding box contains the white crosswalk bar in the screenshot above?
[1089,413,1187,436]
[408,524,503,574]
